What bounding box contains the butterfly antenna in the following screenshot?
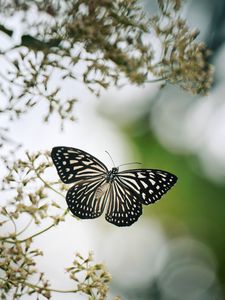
[105,151,116,167]
[117,162,142,168]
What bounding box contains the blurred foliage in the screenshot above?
[151,1,213,94]
[0,152,118,299]
[0,0,213,130]
[120,113,225,292]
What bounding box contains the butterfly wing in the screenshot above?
[51,146,108,183]
[66,178,109,219]
[117,169,177,205]
[105,178,142,227]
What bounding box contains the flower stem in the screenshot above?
[0,277,80,294]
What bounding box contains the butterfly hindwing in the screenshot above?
[66,178,109,219]
[51,146,108,184]
[117,169,177,205]
[105,179,142,226]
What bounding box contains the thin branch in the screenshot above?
[18,209,69,243]
[0,277,80,294]
[0,237,15,244]
[36,172,65,198]
[0,208,69,244]
[18,223,55,243]
[2,208,17,234]
[16,218,33,237]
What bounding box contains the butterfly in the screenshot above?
[51,146,177,227]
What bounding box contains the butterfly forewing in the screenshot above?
[105,179,142,226]
[117,169,177,205]
[51,146,108,184]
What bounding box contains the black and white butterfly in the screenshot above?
[51,146,177,227]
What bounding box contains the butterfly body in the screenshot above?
[106,167,119,183]
[51,146,177,227]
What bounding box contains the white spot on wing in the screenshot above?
[138,173,146,178]
[141,181,148,189]
[149,179,155,185]
[70,160,79,164]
